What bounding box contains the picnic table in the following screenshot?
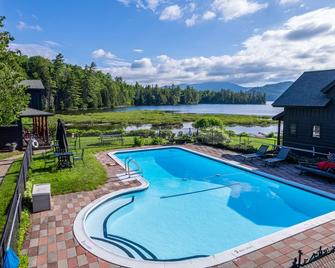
[100,134,124,145]
[54,151,73,169]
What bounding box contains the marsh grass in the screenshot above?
[52,110,273,129]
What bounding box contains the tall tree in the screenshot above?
[0,16,29,125]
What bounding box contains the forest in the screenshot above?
[17,53,266,111]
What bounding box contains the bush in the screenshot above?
[266,132,276,138]
[240,132,250,137]
[157,129,174,139]
[18,210,30,268]
[151,137,163,145]
[22,181,33,211]
[198,129,230,145]
[134,137,145,147]
[195,117,223,129]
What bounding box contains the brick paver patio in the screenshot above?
[23,145,335,268]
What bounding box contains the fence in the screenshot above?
[0,140,33,267]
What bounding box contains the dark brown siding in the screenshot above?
[0,125,22,149]
[27,88,43,110]
[282,100,335,153]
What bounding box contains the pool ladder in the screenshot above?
[124,157,143,178]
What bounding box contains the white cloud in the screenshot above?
[131,58,153,69]
[279,0,301,5]
[43,40,61,47]
[189,2,196,12]
[212,0,268,21]
[185,14,198,27]
[97,8,335,86]
[118,0,163,11]
[91,49,130,67]
[92,49,117,59]
[9,43,58,59]
[202,11,216,21]
[16,21,42,31]
[159,5,182,21]
[146,0,161,11]
[133,48,144,53]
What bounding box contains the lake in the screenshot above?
[115,102,283,116]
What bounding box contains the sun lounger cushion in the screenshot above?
[317,162,335,170]
[297,165,335,179]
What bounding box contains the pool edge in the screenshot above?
[73,145,335,268]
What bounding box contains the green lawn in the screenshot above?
[0,160,21,236]
[0,151,23,161]
[229,135,277,150]
[28,136,155,195]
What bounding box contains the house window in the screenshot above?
[312,125,320,138]
[289,123,297,136]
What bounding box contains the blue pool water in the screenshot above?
[85,147,335,261]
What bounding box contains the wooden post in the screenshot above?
[45,116,49,144]
[277,120,281,146]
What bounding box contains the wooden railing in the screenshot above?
[0,140,33,267]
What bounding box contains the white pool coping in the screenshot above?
[74,146,335,268]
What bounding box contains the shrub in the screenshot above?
[198,129,230,145]
[151,137,163,145]
[22,181,33,210]
[195,117,223,129]
[134,137,145,147]
[157,129,174,139]
[18,210,30,268]
[266,132,276,138]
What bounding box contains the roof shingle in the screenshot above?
[272,69,335,107]
[20,80,45,90]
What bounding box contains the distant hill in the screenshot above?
[248,81,293,101]
[177,81,293,101]
[179,81,249,92]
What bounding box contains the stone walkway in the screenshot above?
[22,145,335,268]
[0,159,14,184]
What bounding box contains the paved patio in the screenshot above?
[23,145,335,268]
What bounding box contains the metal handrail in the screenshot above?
[125,158,143,178]
[124,157,132,175]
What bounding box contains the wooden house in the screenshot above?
[272,69,335,154]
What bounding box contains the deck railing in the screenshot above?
[0,140,33,267]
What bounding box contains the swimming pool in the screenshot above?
[74,147,335,267]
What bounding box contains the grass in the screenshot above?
[229,135,277,149]
[0,160,22,236]
[0,151,23,161]
[52,110,274,128]
[28,136,155,195]
[29,151,107,196]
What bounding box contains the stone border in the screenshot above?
[74,146,335,268]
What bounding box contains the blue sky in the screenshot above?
[1,0,335,86]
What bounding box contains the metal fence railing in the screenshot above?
[0,140,33,267]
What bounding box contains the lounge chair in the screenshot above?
[264,147,290,166]
[296,164,335,180]
[72,148,85,166]
[241,145,269,161]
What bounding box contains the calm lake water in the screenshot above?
[115,102,283,116]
